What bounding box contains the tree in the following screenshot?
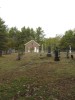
[21,27,35,43]
[0,17,7,56]
[35,27,45,43]
[30,28,35,40]
[8,27,21,50]
[59,30,75,50]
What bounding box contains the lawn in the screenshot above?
[0,52,75,100]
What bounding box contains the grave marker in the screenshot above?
[54,47,60,61]
[47,46,51,57]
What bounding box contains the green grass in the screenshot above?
[0,53,75,100]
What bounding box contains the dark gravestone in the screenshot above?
[47,46,51,57]
[71,54,74,59]
[54,47,60,61]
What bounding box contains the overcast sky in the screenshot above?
[0,0,75,37]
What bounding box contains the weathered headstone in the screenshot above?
[69,45,72,54]
[66,45,72,59]
[54,47,60,61]
[69,45,74,59]
[47,46,51,57]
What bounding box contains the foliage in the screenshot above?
[59,30,75,50]
[8,27,20,49]
[0,17,8,56]
[7,26,45,54]
[21,27,35,44]
[1,16,75,53]
[44,35,61,51]
[35,27,45,44]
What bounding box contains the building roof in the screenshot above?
[24,40,40,46]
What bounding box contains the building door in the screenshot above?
[34,47,37,52]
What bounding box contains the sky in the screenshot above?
[0,0,75,38]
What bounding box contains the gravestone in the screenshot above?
[69,45,71,54]
[71,54,74,59]
[47,46,51,57]
[54,47,60,61]
[69,45,74,59]
[66,45,72,59]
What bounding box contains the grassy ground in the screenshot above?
[0,52,75,100]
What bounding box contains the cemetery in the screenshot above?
[0,17,75,100]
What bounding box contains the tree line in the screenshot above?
[45,30,75,51]
[0,17,44,56]
[0,17,75,56]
